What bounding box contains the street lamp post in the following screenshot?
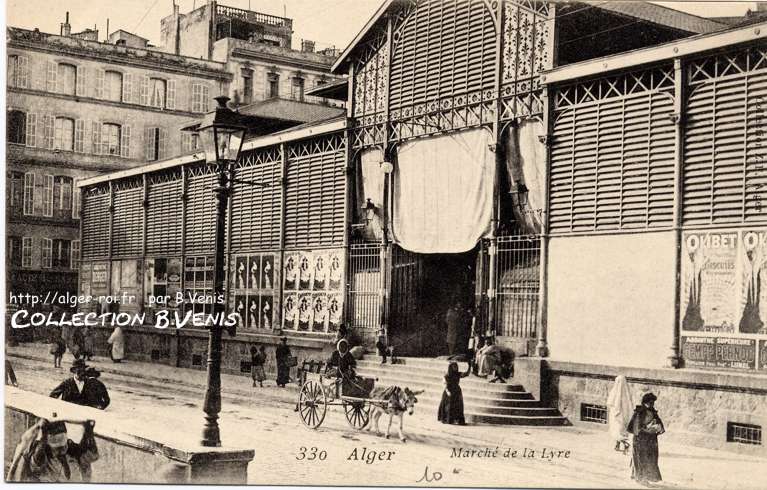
[185,96,247,447]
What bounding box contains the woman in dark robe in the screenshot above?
[275,337,292,388]
[437,361,471,425]
[627,392,665,485]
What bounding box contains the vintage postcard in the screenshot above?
[3,0,767,488]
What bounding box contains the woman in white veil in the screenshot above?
[607,375,633,452]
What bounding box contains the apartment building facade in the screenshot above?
[6,25,231,326]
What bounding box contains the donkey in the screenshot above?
[367,386,423,442]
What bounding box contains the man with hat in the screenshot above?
[627,392,665,485]
[82,368,110,410]
[50,359,89,405]
[275,337,292,388]
[7,417,99,482]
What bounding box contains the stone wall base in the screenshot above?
[542,361,767,456]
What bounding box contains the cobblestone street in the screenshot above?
[7,346,765,489]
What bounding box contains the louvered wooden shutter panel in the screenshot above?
[185,168,217,255]
[147,172,182,255]
[683,65,767,225]
[550,90,675,233]
[231,150,281,253]
[81,188,110,259]
[389,0,496,112]
[284,141,345,249]
[112,183,143,257]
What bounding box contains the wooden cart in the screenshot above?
[297,370,384,430]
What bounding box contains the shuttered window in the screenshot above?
[389,0,496,112]
[550,68,676,233]
[683,47,767,225]
[231,148,282,253]
[112,181,143,257]
[81,187,110,259]
[147,170,182,255]
[284,135,346,248]
[185,165,217,255]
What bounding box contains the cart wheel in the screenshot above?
[298,380,327,429]
[343,401,370,430]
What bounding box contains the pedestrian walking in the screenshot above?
[627,392,665,485]
[81,325,95,361]
[69,326,84,360]
[82,367,110,410]
[50,334,66,368]
[106,326,125,363]
[250,345,267,388]
[275,337,292,387]
[607,375,633,453]
[437,361,471,425]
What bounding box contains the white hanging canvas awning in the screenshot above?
[391,128,495,254]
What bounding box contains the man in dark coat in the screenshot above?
[275,337,292,388]
[50,359,89,405]
[82,368,110,410]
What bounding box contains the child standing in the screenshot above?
[250,345,267,387]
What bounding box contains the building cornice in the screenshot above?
[8,39,231,81]
[230,48,334,73]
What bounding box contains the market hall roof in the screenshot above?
[331,0,729,74]
[542,19,767,85]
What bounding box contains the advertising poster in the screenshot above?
[680,231,738,333]
[282,293,297,330]
[298,252,313,290]
[328,250,344,290]
[283,253,298,290]
[297,293,313,330]
[681,336,756,370]
[760,340,767,371]
[261,254,275,290]
[312,293,328,331]
[313,252,329,290]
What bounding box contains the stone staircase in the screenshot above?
[355,356,568,426]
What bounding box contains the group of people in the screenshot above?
[49,359,111,411]
[249,336,295,388]
[50,325,125,368]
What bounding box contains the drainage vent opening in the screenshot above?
[191,354,203,367]
[727,422,762,445]
[580,403,608,424]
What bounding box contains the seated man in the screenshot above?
[326,339,374,398]
[475,338,501,377]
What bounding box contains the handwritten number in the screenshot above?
[416,466,443,483]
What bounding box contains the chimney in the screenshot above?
[301,39,315,53]
[61,12,71,36]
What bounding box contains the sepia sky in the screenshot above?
[5,1,762,53]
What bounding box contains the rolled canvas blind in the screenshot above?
[147,172,182,255]
[81,186,110,259]
[185,167,217,255]
[112,183,143,257]
[389,0,496,111]
[284,140,345,249]
[550,89,675,233]
[231,150,281,253]
[683,62,767,225]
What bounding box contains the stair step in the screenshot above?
[358,366,526,392]
[356,370,535,400]
[466,413,570,426]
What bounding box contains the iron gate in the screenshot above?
[346,242,382,332]
[495,233,540,338]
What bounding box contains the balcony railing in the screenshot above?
[216,5,292,28]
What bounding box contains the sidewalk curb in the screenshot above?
[7,349,301,401]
